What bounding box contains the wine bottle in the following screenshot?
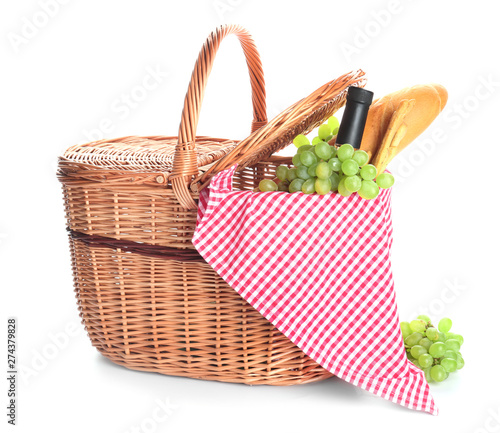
[336,86,374,149]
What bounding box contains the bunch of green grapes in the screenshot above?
[401,315,465,383]
[258,116,394,198]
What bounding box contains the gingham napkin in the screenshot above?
[192,165,437,415]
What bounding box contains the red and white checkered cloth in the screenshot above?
[192,165,437,415]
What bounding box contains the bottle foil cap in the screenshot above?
[347,86,374,104]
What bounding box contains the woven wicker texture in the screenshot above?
[59,157,289,248]
[70,236,332,384]
[62,136,238,173]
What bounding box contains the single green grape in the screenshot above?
[443,350,457,360]
[301,178,316,194]
[417,314,431,324]
[428,342,446,358]
[325,134,333,141]
[438,318,452,333]
[456,354,465,370]
[404,332,423,348]
[419,353,433,369]
[316,161,332,180]
[259,179,278,192]
[337,144,354,162]
[315,178,331,195]
[276,165,288,181]
[289,178,305,193]
[376,172,395,189]
[419,338,433,351]
[315,141,333,160]
[328,157,342,172]
[300,151,318,167]
[426,327,439,341]
[446,332,463,345]
[312,136,323,145]
[307,163,319,177]
[341,159,359,176]
[344,175,362,193]
[330,146,337,158]
[277,181,289,192]
[352,150,369,167]
[424,367,433,383]
[297,144,314,154]
[400,322,412,340]
[286,168,298,182]
[410,345,427,358]
[441,358,457,373]
[410,319,427,333]
[328,116,340,135]
[318,124,332,141]
[292,154,303,167]
[296,165,312,180]
[437,332,447,342]
[358,180,379,200]
[444,339,460,353]
[293,134,310,148]
[337,177,352,197]
[430,365,447,382]
[360,164,377,180]
[330,172,340,192]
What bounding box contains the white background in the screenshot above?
[1,0,499,432]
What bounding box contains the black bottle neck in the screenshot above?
[336,86,374,149]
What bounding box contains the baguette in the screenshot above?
[360,84,448,166]
[371,99,415,173]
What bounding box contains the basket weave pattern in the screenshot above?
[70,234,332,384]
[60,157,290,248]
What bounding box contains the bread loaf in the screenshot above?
[360,84,448,161]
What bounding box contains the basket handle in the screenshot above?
[171,25,267,209]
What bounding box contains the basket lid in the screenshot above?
[195,69,366,189]
[61,135,238,173]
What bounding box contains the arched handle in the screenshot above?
[171,25,267,209]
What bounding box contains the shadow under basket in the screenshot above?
[69,230,332,385]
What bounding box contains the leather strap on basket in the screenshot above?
[68,229,205,261]
[171,25,267,210]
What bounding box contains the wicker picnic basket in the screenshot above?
[58,25,366,384]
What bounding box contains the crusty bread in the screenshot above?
[360,84,448,161]
[371,99,415,174]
